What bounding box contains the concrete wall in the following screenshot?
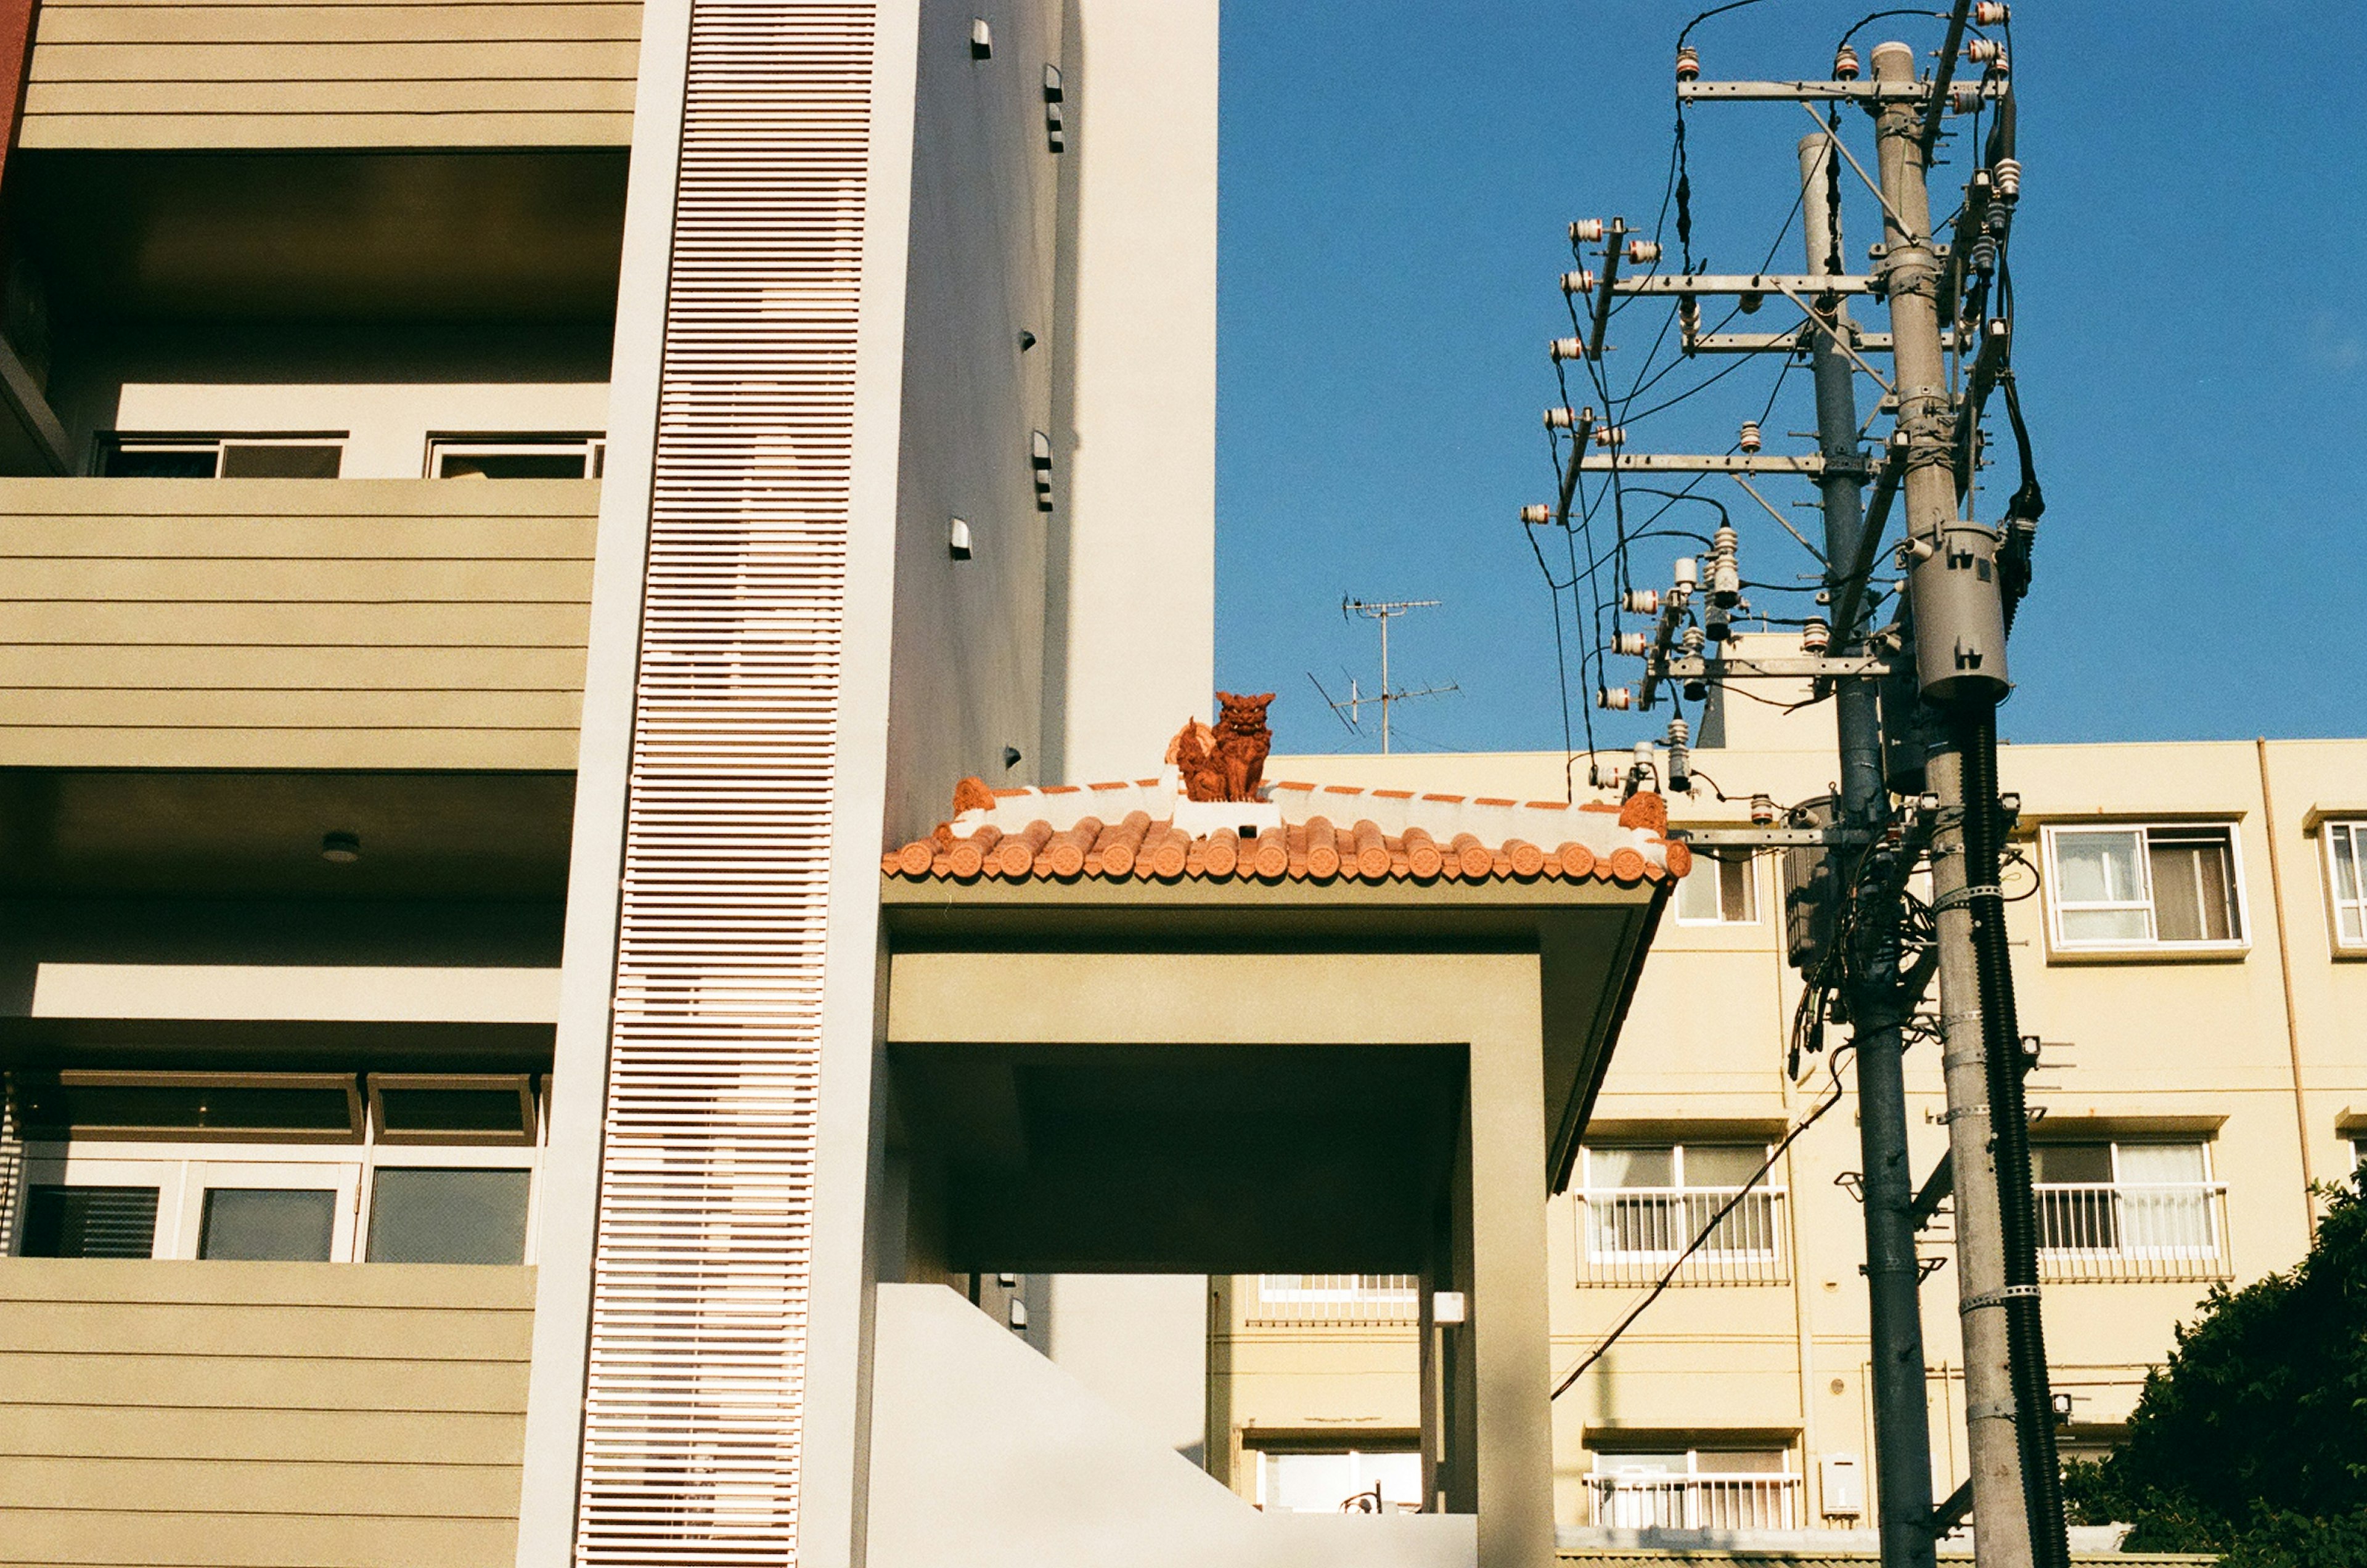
[1041,0,1217,785]
[870,1281,1474,1568]
[881,0,1066,842]
[1247,735,2367,1532]
[0,478,595,769]
[22,0,640,150]
[0,1259,533,1566]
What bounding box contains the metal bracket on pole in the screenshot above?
[1660,654,1894,680]
[1611,272,1879,297]
[1574,452,1853,476]
[1928,1480,1976,1537]
[1679,78,2008,104]
[1671,826,1876,848]
[1908,1151,1953,1230]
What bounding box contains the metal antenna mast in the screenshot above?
[1337,597,1457,754]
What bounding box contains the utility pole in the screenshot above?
[1870,38,2061,1568]
[1799,129,1936,1568]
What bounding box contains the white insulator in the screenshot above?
[1749,792,1778,826]
[1965,37,2003,63]
[1833,44,1861,80]
[1596,686,1635,711]
[1544,406,1579,430]
[1549,336,1588,362]
[1710,524,1741,607]
[1738,420,1762,454]
[1560,268,1596,294]
[1681,624,1706,656]
[1625,238,1662,265]
[1974,2,2009,22]
[1672,556,1699,593]
[1569,218,1605,244]
[1666,716,1690,748]
[1519,504,1551,525]
[1611,631,1650,657]
[1802,616,1830,655]
[1992,157,2022,200]
[1675,44,1699,82]
[1679,295,1701,333]
[1593,425,1627,448]
[1622,587,1659,616]
[1950,82,1984,113]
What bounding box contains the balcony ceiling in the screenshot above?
[13,149,626,322]
[0,768,574,899]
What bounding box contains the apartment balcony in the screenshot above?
[2036,1180,2233,1284]
[0,1258,531,1564]
[1584,1473,1800,1532]
[0,478,596,770]
[1574,1186,1789,1287]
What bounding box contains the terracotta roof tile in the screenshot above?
[883,772,1683,890]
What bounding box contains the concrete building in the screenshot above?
[1224,676,2365,1557]
[0,5,1676,1568]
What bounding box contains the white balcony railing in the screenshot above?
[1249,1274,1419,1325]
[1587,1474,1800,1530]
[1575,1187,1788,1286]
[2035,1181,2231,1283]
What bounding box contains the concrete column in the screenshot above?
[1468,1027,1557,1568]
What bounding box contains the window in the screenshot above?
[2031,1140,2225,1281]
[1257,1448,1421,1513]
[2045,824,2244,950]
[1576,1143,1784,1284]
[98,434,345,478]
[1675,847,1757,925]
[2326,822,2366,952]
[1586,1447,1797,1530]
[1250,1274,1417,1325]
[428,434,605,479]
[10,1072,542,1265]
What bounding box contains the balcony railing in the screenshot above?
[2036,1182,2231,1283]
[1248,1274,1419,1325]
[1587,1474,1800,1530]
[1574,1187,1788,1286]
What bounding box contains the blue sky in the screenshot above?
[1213,1,2367,756]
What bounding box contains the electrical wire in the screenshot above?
[1551,1042,1854,1399]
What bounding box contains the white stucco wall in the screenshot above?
[1043,0,1219,785]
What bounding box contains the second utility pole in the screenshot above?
[1870,40,2037,1568]
[1799,131,1937,1568]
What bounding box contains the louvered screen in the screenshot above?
[575,4,879,1561]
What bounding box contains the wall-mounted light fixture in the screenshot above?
[948,517,973,560]
[321,831,361,864]
[969,17,992,58]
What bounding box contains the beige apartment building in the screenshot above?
[1222,686,2365,1552]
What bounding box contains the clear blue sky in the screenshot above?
[1213,1,2367,757]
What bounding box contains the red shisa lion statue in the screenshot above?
[1166,692,1274,804]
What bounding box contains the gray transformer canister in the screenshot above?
[1910,520,2012,703]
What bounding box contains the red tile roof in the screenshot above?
[882,776,1691,887]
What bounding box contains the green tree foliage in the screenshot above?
[2063,1171,2367,1562]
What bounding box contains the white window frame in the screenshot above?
[2323,820,2367,955]
[1585,1446,1799,1530]
[15,1077,546,1264]
[2041,822,2249,955]
[1674,846,1759,926]
[1254,1447,1422,1514]
[425,432,605,480]
[2032,1138,2223,1262]
[1577,1143,1784,1265]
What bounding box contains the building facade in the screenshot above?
[1228,700,2366,1549]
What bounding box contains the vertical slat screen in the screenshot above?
[575,4,877,1562]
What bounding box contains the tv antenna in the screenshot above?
[1306,597,1458,754]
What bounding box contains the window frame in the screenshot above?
[1576,1141,1784,1266]
[2029,1137,2223,1264]
[1673,846,1760,926]
[13,1075,547,1264]
[2040,821,2250,957]
[2323,820,2367,955]
[95,431,348,479]
[424,432,606,480]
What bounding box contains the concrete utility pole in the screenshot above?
[1868,40,2035,1568]
[1799,130,1936,1568]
